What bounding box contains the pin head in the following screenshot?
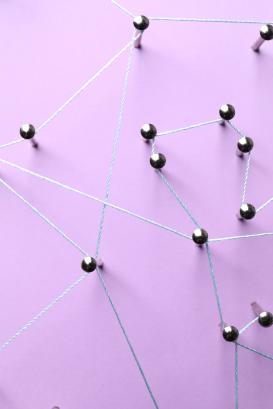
[237,136,254,154]
[141,123,157,140]
[192,228,208,245]
[20,123,36,139]
[260,24,273,41]
[222,325,239,342]
[133,15,150,31]
[81,256,97,273]
[258,311,273,327]
[219,104,235,121]
[150,152,166,169]
[239,203,256,220]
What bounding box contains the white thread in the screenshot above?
[0,273,89,352]
[205,243,224,326]
[36,34,140,134]
[235,343,239,409]
[227,121,245,138]
[0,158,191,240]
[157,119,222,137]
[149,17,273,25]
[256,196,273,212]
[92,33,160,408]
[0,34,141,152]
[0,139,24,149]
[239,317,259,334]
[0,177,88,256]
[237,342,273,361]
[209,232,273,243]
[157,170,200,227]
[151,139,157,154]
[112,0,135,17]
[0,9,272,405]
[241,153,251,204]
[94,30,136,258]
[96,268,160,409]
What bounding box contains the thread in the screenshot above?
[0,273,89,352]
[256,196,273,213]
[0,177,87,255]
[239,317,259,334]
[209,232,273,243]
[237,342,273,362]
[157,119,222,137]
[112,0,135,17]
[0,10,272,406]
[95,31,136,259]
[0,158,191,241]
[150,17,273,25]
[235,343,239,409]
[157,170,200,227]
[36,34,140,135]
[241,153,251,204]
[205,243,224,326]
[96,268,160,409]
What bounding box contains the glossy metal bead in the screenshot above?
[219,104,235,121]
[252,24,273,51]
[239,203,256,220]
[141,123,157,140]
[20,123,36,139]
[133,15,150,31]
[192,228,208,245]
[81,256,97,273]
[237,136,254,155]
[258,311,273,328]
[261,24,273,40]
[150,153,166,169]
[222,325,239,342]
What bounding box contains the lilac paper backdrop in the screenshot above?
[0,0,272,408]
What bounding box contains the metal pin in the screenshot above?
[252,24,273,52]
[97,258,104,268]
[219,104,235,126]
[192,228,208,246]
[133,16,150,48]
[20,124,39,148]
[237,203,256,221]
[251,301,263,315]
[219,322,239,342]
[140,123,157,142]
[237,136,254,157]
[251,302,273,328]
[30,138,38,148]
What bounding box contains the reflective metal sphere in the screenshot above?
[239,203,256,220]
[192,228,208,245]
[20,123,36,139]
[81,256,97,273]
[258,311,273,327]
[222,325,239,342]
[150,153,166,169]
[237,136,254,154]
[219,104,235,121]
[141,123,157,140]
[260,24,273,41]
[133,15,150,31]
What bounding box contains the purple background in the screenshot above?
[0,0,272,408]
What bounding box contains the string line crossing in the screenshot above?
[0,3,272,408]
